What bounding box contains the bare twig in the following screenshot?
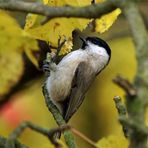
[114,96,148,139]
[119,116,148,137]
[5,120,100,148]
[71,127,97,148]
[114,96,127,116]
[5,121,70,148]
[113,96,128,137]
[113,75,137,97]
[0,0,116,20]
[5,121,74,148]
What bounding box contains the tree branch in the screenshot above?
[114,96,148,140]
[0,0,116,19]
[42,84,76,148]
[113,75,137,97]
[5,120,98,148]
[5,121,72,148]
[119,116,148,137]
[113,96,128,137]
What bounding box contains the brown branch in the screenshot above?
[113,75,137,97]
[70,127,97,147]
[0,0,116,19]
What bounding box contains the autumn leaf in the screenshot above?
[91,0,121,33]
[96,135,129,148]
[25,0,121,55]
[25,0,91,55]
[0,11,38,53]
[0,11,38,97]
[43,0,49,4]
[95,8,121,33]
[0,52,24,98]
[95,0,105,3]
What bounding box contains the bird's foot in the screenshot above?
[43,52,57,74]
[43,59,51,73]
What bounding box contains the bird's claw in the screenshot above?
[43,60,51,73]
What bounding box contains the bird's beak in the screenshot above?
[79,36,87,44]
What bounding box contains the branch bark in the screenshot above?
[5,121,73,148]
[113,76,137,97]
[42,84,77,148]
[114,96,148,138]
[0,0,116,19]
[113,96,128,137]
[5,121,66,148]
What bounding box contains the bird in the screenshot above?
[45,36,111,123]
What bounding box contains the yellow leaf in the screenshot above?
[57,139,68,148]
[0,11,39,96]
[95,0,105,3]
[0,11,38,53]
[24,0,91,54]
[0,52,24,97]
[59,38,73,55]
[96,135,129,148]
[25,14,39,29]
[0,11,22,53]
[43,0,49,4]
[44,0,91,7]
[0,11,39,67]
[25,48,39,68]
[95,8,121,33]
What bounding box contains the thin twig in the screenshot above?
[5,119,99,148]
[4,121,62,148]
[4,121,73,148]
[71,127,97,148]
[119,116,148,137]
[113,76,137,97]
[113,96,128,137]
[114,95,148,142]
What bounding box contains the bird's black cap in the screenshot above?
[81,36,111,57]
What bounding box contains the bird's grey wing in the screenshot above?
[63,62,96,122]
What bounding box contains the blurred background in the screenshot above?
[0,0,148,147]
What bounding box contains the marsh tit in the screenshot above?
[45,36,111,122]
